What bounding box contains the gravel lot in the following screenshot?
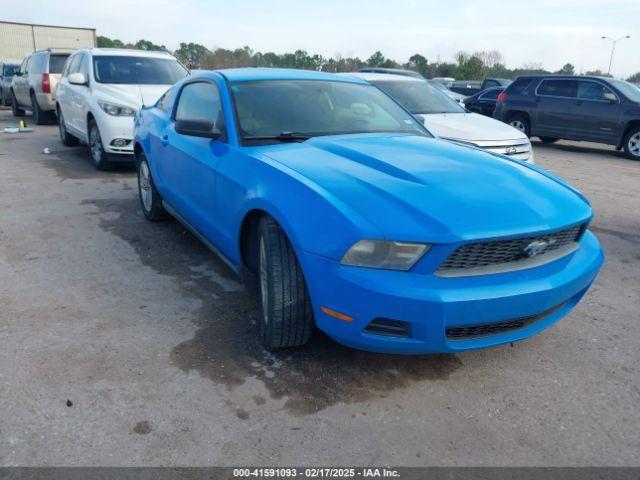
[0,108,638,466]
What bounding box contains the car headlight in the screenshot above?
[341,240,430,270]
[98,101,136,117]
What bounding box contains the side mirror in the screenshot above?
[603,92,617,103]
[68,72,87,86]
[175,119,221,139]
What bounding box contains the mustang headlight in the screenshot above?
[98,101,136,117]
[341,240,430,270]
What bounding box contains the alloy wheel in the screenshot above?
[629,132,640,158]
[139,162,153,212]
[510,120,526,133]
[58,111,66,142]
[90,125,103,165]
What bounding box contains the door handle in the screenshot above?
[160,135,169,146]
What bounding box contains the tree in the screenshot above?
[97,36,124,48]
[174,42,210,69]
[455,51,484,80]
[366,51,387,67]
[407,54,428,77]
[555,63,575,75]
[584,69,611,77]
[626,72,640,83]
[134,39,167,52]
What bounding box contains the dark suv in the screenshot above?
[493,75,640,160]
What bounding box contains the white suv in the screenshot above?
[56,48,188,170]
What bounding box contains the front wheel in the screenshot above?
[137,155,166,221]
[623,127,640,161]
[88,119,112,170]
[258,216,314,350]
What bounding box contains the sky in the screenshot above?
[6,0,639,78]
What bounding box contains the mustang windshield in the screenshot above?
[371,80,466,115]
[92,56,188,85]
[230,80,429,144]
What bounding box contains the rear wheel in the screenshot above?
[258,216,314,350]
[11,90,25,116]
[137,155,166,221]
[623,127,640,161]
[539,137,559,144]
[31,91,50,125]
[88,118,112,170]
[508,115,530,137]
[57,108,79,146]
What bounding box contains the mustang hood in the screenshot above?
[418,112,527,142]
[260,134,591,243]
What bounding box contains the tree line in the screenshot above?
[97,36,640,82]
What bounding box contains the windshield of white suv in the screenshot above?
[371,80,466,115]
[608,79,640,103]
[92,56,188,85]
[230,80,430,144]
[49,55,69,74]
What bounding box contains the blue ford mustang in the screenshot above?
[133,68,604,354]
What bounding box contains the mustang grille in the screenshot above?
[436,224,584,275]
[446,301,568,340]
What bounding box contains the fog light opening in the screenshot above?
[110,138,131,147]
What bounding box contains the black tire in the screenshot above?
[468,107,481,114]
[137,155,166,221]
[57,107,80,146]
[622,126,640,161]
[11,90,25,116]
[30,91,49,125]
[88,118,112,170]
[257,216,314,350]
[539,137,559,144]
[508,114,530,137]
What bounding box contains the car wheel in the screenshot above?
[137,155,166,221]
[468,107,481,114]
[539,137,559,144]
[88,119,112,170]
[508,115,530,137]
[258,216,314,350]
[57,108,79,146]
[623,127,640,161]
[11,90,25,116]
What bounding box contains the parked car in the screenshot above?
[431,77,455,89]
[56,48,188,170]
[428,79,466,103]
[10,49,72,124]
[347,72,534,163]
[450,78,512,96]
[493,75,640,160]
[133,68,603,354]
[358,67,424,79]
[464,87,505,117]
[0,62,20,106]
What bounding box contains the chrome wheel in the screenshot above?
[510,120,526,132]
[259,237,269,327]
[629,132,640,157]
[90,124,103,165]
[139,162,153,212]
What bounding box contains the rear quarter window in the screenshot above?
[506,78,533,95]
[49,55,70,74]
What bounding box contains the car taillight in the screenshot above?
[497,92,507,103]
[42,73,51,94]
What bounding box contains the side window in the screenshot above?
[507,78,533,95]
[537,79,577,98]
[157,87,175,111]
[79,54,91,77]
[67,55,82,75]
[484,80,499,89]
[19,59,27,74]
[577,81,617,102]
[23,56,32,74]
[175,82,225,137]
[480,89,501,100]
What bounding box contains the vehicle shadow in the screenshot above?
[85,196,464,416]
[43,143,135,181]
[531,139,626,159]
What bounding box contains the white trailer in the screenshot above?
[0,21,96,62]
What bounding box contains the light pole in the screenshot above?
[601,35,631,75]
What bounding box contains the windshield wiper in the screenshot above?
[242,131,311,143]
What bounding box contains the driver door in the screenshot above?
[157,80,228,242]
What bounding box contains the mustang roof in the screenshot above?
[203,67,369,84]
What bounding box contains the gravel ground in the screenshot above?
[0,108,638,466]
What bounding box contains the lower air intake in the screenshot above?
[364,318,411,338]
